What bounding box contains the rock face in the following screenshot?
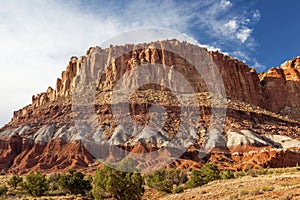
[260,56,300,118]
[213,53,300,118]
[1,39,300,173]
[210,51,264,108]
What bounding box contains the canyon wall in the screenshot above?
[1,40,300,173]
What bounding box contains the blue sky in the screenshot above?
[0,0,299,126]
[254,0,300,68]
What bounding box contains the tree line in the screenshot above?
[0,161,237,199]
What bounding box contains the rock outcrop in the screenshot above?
[1,39,300,173]
[260,56,300,118]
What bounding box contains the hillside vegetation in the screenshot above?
[0,165,300,199]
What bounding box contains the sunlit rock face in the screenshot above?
[259,56,300,118]
[1,40,300,174]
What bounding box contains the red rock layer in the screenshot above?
[0,136,94,174]
[260,56,300,118]
[228,145,300,170]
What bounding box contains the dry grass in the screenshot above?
[159,167,300,200]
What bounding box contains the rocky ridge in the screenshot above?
[0,39,300,174]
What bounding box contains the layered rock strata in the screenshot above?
[0,40,300,173]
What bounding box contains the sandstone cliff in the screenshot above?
[260,56,300,118]
[0,40,300,173]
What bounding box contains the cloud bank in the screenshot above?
[0,0,261,126]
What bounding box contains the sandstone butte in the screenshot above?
[0,39,300,174]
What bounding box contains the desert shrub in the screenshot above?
[186,169,205,188]
[260,185,274,192]
[229,193,239,200]
[7,174,23,189]
[239,189,249,196]
[48,173,61,192]
[250,188,262,195]
[220,170,235,180]
[200,163,220,183]
[58,169,91,195]
[187,162,220,188]
[0,186,8,196]
[173,185,184,193]
[166,169,188,186]
[256,166,269,175]
[234,170,246,178]
[145,169,187,193]
[92,163,144,200]
[246,169,258,177]
[145,169,171,193]
[21,171,49,197]
[243,166,268,177]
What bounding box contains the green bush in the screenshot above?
[145,169,172,193]
[92,159,144,200]
[256,166,269,175]
[21,171,49,197]
[260,185,274,192]
[173,185,184,193]
[145,169,187,193]
[239,189,249,196]
[242,166,269,177]
[92,164,144,200]
[166,169,188,186]
[48,173,61,191]
[246,169,258,177]
[187,162,220,188]
[234,170,246,178]
[220,170,235,180]
[58,169,91,195]
[200,162,220,183]
[250,188,262,195]
[0,186,8,196]
[186,169,205,188]
[7,174,23,189]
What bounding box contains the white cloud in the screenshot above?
[233,51,250,61]
[224,20,239,34]
[232,51,265,71]
[0,1,120,126]
[188,0,259,47]
[220,0,232,9]
[236,28,252,43]
[190,2,261,66]
[253,9,261,21]
[253,60,265,70]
